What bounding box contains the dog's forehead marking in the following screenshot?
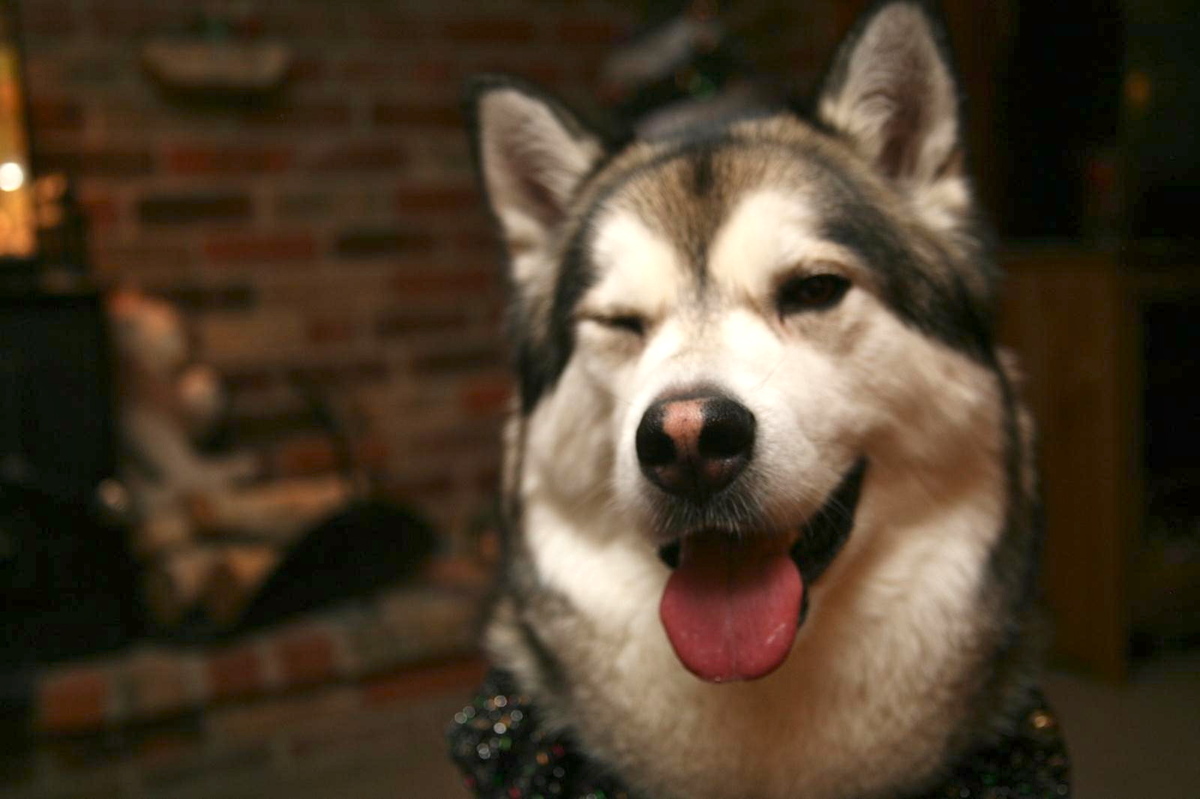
[587,176,870,317]
[585,207,686,314]
[603,142,746,282]
[707,189,867,300]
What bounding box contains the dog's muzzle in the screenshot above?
[635,392,756,501]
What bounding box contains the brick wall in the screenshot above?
[18,0,842,553]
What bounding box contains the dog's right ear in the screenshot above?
[815,2,967,226]
[467,78,606,272]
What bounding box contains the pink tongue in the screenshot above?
[659,533,803,683]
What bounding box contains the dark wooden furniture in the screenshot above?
[999,247,1200,680]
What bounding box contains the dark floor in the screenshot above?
[8,651,1198,798]
[1042,649,1200,799]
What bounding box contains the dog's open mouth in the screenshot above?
[657,458,868,683]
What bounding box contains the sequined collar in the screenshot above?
[448,669,1071,799]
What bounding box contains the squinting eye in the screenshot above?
[776,274,850,316]
[591,314,646,336]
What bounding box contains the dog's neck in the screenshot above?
[450,669,1070,799]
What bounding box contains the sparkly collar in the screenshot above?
[448,669,1071,799]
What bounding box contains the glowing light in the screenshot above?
[0,161,24,192]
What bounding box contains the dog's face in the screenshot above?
[472,3,1003,683]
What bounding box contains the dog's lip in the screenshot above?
[656,529,797,570]
[655,458,868,585]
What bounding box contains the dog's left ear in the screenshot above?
[817,2,966,216]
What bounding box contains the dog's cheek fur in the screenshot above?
[717,310,867,519]
[524,358,620,510]
[852,295,1005,473]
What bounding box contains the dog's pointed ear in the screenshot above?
[468,78,606,264]
[817,3,965,205]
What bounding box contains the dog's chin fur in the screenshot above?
[468,4,1044,798]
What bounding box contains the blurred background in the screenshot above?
[0,1,1196,797]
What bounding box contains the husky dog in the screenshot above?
[460,3,1050,797]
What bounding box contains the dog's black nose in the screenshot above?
[635,394,755,499]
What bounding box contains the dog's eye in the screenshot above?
[590,314,646,336]
[776,274,850,315]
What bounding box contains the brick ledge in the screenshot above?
[33,581,484,735]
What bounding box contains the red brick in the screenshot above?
[396,186,479,215]
[88,0,176,36]
[139,193,253,225]
[392,268,496,297]
[20,0,79,38]
[443,17,538,44]
[272,437,388,477]
[288,55,327,84]
[408,57,459,86]
[475,464,503,494]
[375,307,469,338]
[362,11,428,43]
[413,344,504,375]
[275,629,338,688]
[205,233,317,264]
[240,101,352,128]
[384,473,456,501]
[93,243,196,274]
[362,657,487,706]
[462,377,512,417]
[162,284,258,312]
[335,228,433,258]
[409,424,502,456]
[339,57,398,82]
[38,669,111,732]
[79,192,121,232]
[166,145,294,175]
[29,98,84,132]
[309,143,407,172]
[259,5,350,38]
[372,101,461,128]
[452,230,501,254]
[222,369,276,392]
[63,54,122,86]
[229,409,321,445]
[357,439,390,470]
[39,148,155,177]
[307,317,357,344]
[127,652,194,720]
[272,437,338,476]
[207,646,265,701]
[293,360,389,386]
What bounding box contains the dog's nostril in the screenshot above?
[637,428,675,467]
[699,399,755,460]
[635,407,676,467]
